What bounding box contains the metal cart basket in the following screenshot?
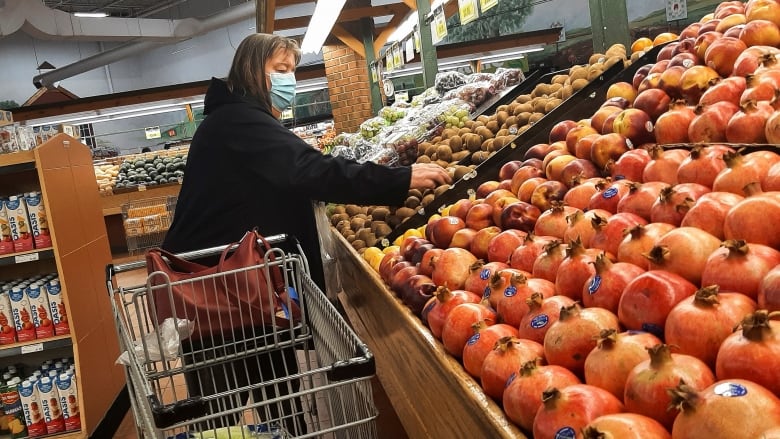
[107,234,378,438]
[121,195,178,256]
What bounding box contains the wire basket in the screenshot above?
[122,195,178,255]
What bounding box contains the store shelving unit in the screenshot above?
[0,133,126,438]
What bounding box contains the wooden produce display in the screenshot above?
[333,230,526,439]
[0,134,125,437]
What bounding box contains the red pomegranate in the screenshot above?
[509,234,557,273]
[422,286,482,339]
[702,240,780,299]
[760,265,780,312]
[617,181,668,222]
[441,302,497,358]
[582,413,671,439]
[590,212,648,262]
[582,254,646,314]
[463,261,509,298]
[480,336,545,401]
[716,310,780,396]
[680,191,745,239]
[617,223,676,270]
[554,238,599,301]
[462,321,519,379]
[533,384,624,439]
[618,270,698,338]
[644,226,721,286]
[724,183,780,249]
[518,293,576,344]
[496,275,556,327]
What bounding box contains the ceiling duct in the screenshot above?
[0,0,254,88]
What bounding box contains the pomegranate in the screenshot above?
[618,270,698,337]
[554,238,599,301]
[654,102,696,144]
[563,209,613,248]
[591,133,633,171]
[532,239,568,283]
[462,321,519,378]
[650,184,710,227]
[496,275,556,327]
[480,336,545,401]
[724,183,780,249]
[563,177,605,210]
[419,248,443,277]
[583,413,671,439]
[588,180,632,214]
[680,65,721,103]
[441,302,497,358]
[681,191,744,239]
[611,148,651,182]
[670,379,780,438]
[503,360,581,432]
[431,247,478,290]
[534,203,580,239]
[658,65,687,99]
[645,227,721,286]
[519,293,576,344]
[760,265,780,312]
[422,286,482,339]
[533,385,624,439]
[617,181,667,221]
[486,230,527,264]
[543,303,620,376]
[704,36,747,77]
[643,146,689,185]
[716,310,780,396]
[590,212,647,257]
[741,73,778,103]
[733,45,780,77]
[617,222,676,270]
[485,268,530,309]
[698,76,746,106]
[726,100,774,143]
[509,234,557,273]
[665,285,757,369]
[624,344,715,430]
[694,31,723,64]
[766,161,780,191]
[463,261,509,297]
[687,101,740,143]
[766,112,780,145]
[633,88,672,122]
[677,145,728,188]
[582,253,646,313]
[583,329,662,401]
[702,240,780,299]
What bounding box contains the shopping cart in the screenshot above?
[106,234,378,439]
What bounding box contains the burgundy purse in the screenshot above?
[145,230,301,339]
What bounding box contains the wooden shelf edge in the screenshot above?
[0,248,55,267]
[0,150,36,167]
[0,334,72,359]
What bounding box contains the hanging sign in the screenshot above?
[371,64,378,83]
[458,0,479,25]
[386,49,394,72]
[414,29,421,52]
[480,0,498,12]
[144,126,161,139]
[405,38,415,62]
[431,5,448,44]
[393,44,403,68]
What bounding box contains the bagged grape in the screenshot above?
[490,67,525,90]
[434,71,467,95]
[382,128,420,166]
[443,82,495,108]
[379,106,408,124]
[411,87,441,107]
[359,116,389,139]
[329,145,357,160]
[466,72,495,84]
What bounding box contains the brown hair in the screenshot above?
[226,33,301,110]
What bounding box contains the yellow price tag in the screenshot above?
[431,6,448,44]
[458,0,479,25]
[480,0,498,12]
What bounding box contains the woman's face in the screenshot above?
[264,48,296,89]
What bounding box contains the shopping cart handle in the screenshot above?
[326,354,376,381]
[148,394,208,429]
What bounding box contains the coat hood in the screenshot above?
[203,77,272,116]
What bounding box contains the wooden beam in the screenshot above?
[265,0,276,33]
[401,0,417,10]
[332,24,366,58]
[256,0,275,33]
[373,11,408,58]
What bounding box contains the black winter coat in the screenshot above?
[163,78,411,289]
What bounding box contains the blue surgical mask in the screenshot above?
[268,72,296,111]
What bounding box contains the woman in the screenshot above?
[161,33,450,432]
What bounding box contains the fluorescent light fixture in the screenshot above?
[73,11,108,17]
[479,46,544,62]
[300,0,347,54]
[30,99,203,127]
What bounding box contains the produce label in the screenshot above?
[613,174,626,181]
[602,187,618,199]
[483,286,491,298]
[588,275,602,295]
[641,322,663,338]
[479,268,491,280]
[505,372,516,388]
[503,285,517,297]
[555,426,576,439]
[467,333,480,346]
[714,382,747,398]
[458,0,479,25]
[530,314,549,329]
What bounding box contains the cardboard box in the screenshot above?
[123,218,144,237]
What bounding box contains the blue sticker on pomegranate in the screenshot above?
[614,174,626,180]
[483,286,491,298]
[480,268,491,280]
[505,372,517,388]
[531,314,549,329]
[467,333,480,346]
[555,427,576,439]
[602,187,619,199]
[588,275,602,295]
[714,382,748,397]
[504,285,517,297]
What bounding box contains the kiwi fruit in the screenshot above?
[481,138,494,152]
[371,207,390,222]
[529,112,545,124]
[387,214,402,228]
[464,133,482,152]
[572,78,589,91]
[552,74,569,85]
[472,151,490,164]
[405,196,421,209]
[449,135,463,152]
[458,127,472,136]
[395,207,417,218]
[476,115,490,124]
[435,159,450,168]
[453,165,472,180]
[434,184,449,197]
[421,193,435,208]
[332,205,346,215]
[515,94,532,104]
[561,84,574,99]
[347,234,357,243]
[345,205,361,216]
[476,126,494,140]
[496,128,509,137]
[351,239,366,250]
[496,111,509,127]
[372,222,392,237]
[441,128,458,139]
[532,99,548,114]
[497,104,509,113]
[452,150,470,161]
[350,217,366,230]
[330,212,349,227]
[485,120,500,134]
[356,228,374,243]
[504,116,517,128]
[463,120,475,130]
[424,143,438,157]
[408,189,423,199]
[416,155,432,164]
[516,102,534,114]
[569,66,588,81]
[545,98,563,113]
[516,112,532,125]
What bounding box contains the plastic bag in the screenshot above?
[359,144,399,166]
[359,116,389,139]
[434,71,467,95]
[411,87,441,107]
[116,317,194,366]
[467,72,495,84]
[313,202,341,301]
[443,81,496,107]
[379,106,408,124]
[381,128,419,166]
[432,99,475,129]
[490,67,525,90]
[329,145,356,161]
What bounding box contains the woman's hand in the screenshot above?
[410,163,452,190]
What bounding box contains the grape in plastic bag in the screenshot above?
[443,82,496,108]
[434,71,467,95]
[382,129,419,166]
[359,116,389,139]
[359,145,399,166]
[379,106,408,124]
[329,145,356,161]
[467,72,495,84]
[490,68,525,90]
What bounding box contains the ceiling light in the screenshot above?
[300,0,346,54]
[73,12,109,18]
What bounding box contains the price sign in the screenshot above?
[394,91,409,103]
[144,126,161,139]
[21,343,44,354]
[14,253,39,264]
[458,0,479,25]
[414,30,421,52]
[371,65,378,83]
[480,0,498,12]
[666,0,687,21]
[431,6,448,44]
[386,50,394,72]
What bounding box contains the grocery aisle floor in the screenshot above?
[107,259,407,439]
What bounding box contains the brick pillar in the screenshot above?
[323,44,375,134]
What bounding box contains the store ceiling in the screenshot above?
[40,0,206,18]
